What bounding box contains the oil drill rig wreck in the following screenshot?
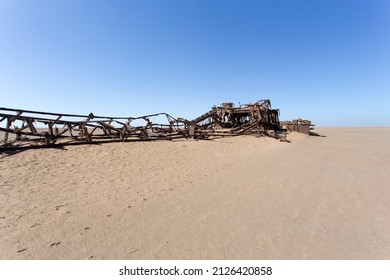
[0,99,314,151]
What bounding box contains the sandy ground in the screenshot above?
[0,127,390,259]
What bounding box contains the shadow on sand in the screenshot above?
[0,144,69,158]
[310,132,326,137]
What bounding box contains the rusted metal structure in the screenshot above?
[190,99,280,135]
[279,119,314,135]
[0,99,310,151]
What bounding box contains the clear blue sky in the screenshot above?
[1,0,389,126]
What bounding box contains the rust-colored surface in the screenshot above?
[0,100,313,150]
[280,119,314,135]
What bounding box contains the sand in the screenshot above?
[1,127,390,259]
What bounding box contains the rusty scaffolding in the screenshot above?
[0,99,303,151]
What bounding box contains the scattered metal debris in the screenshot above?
[0,100,313,150]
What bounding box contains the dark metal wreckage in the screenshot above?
[0,99,314,151]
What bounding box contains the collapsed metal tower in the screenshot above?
[0,99,312,151]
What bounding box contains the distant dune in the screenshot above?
[1,127,390,259]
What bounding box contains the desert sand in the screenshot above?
[1,127,390,259]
